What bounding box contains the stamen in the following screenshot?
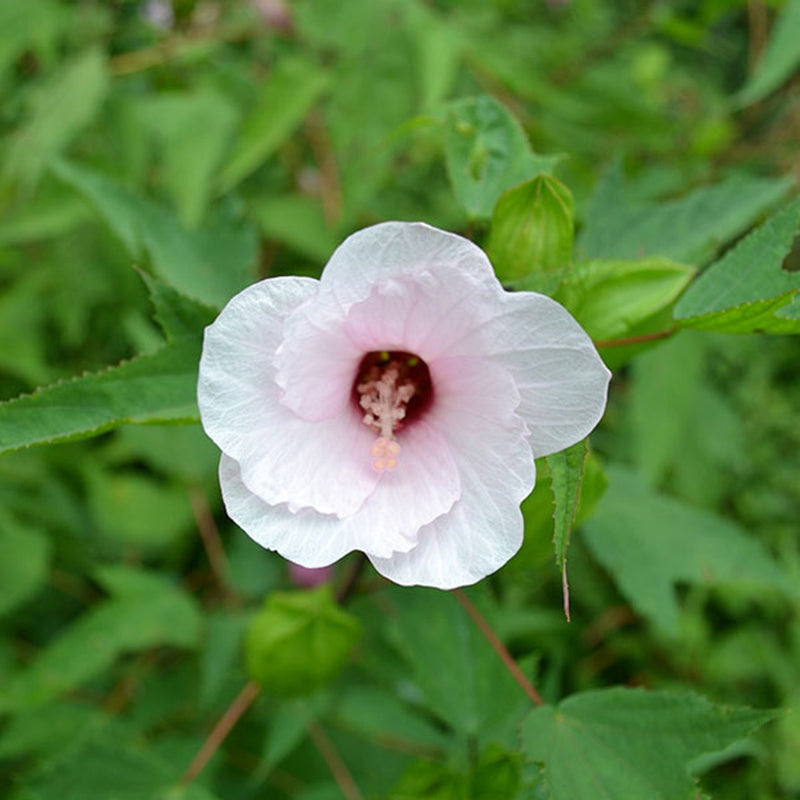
[355,352,430,473]
[370,437,401,472]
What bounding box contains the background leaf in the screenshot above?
[521,688,776,800]
[444,95,560,220]
[0,281,214,455]
[673,197,800,332]
[579,166,793,265]
[581,466,798,635]
[737,0,800,106]
[1,566,202,712]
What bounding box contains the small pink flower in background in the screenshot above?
[198,222,610,589]
[288,562,333,588]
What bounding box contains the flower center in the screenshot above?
[353,350,432,472]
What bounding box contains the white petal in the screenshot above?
[459,291,611,457]
[319,221,499,309]
[219,420,460,563]
[198,276,380,517]
[274,265,504,422]
[368,430,535,589]
[342,270,499,361]
[369,355,536,588]
[352,419,461,547]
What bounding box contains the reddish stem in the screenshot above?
[452,589,544,706]
[182,680,262,784]
[593,328,675,348]
[307,720,364,800]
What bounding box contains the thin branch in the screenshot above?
[593,328,676,348]
[182,680,262,785]
[452,589,544,707]
[109,26,263,76]
[189,486,235,605]
[307,720,364,800]
[747,0,769,74]
[305,110,343,226]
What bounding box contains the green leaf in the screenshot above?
[737,0,800,106]
[4,48,109,191]
[0,280,215,455]
[444,95,560,220]
[487,174,574,291]
[0,510,50,617]
[16,733,220,800]
[52,159,257,307]
[0,701,108,760]
[581,467,798,635]
[392,745,520,800]
[257,696,325,777]
[86,467,194,549]
[245,586,361,696]
[1,567,202,711]
[627,333,707,486]
[579,166,793,265]
[384,586,526,739]
[249,194,340,263]
[548,443,588,561]
[521,687,776,800]
[555,257,694,342]
[219,56,330,191]
[136,89,238,226]
[0,0,65,77]
[673,197,800,333]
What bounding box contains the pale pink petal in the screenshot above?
[198,277,380,517]
[366,355,535,588]
[368,421,535,588]
[342,270,499,360]
[319,221,499,309]
[275,267,507,423]
[273,295,361,421]
[487,292,611,457]
[219,431,458,563]
[348,420,461,545]
[446,291,611,457]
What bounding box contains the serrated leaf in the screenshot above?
[581,467,798,635]
[673,197,800,332]
[521,687,776,800]
[579,166,793,265]
[555,257,694,342]
[0,280,214,455]
[4,48,109,190]
[219,56,329,190]
[547,440,589,620]
[52,159,257,307]
[488,174,574,291]
[444,95,560,220]
[547,441,587,567]
[737,0,800,106]
[1,568,202,711]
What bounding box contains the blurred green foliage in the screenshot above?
[1,0,800,798]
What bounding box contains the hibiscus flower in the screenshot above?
[198,222,610,589]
